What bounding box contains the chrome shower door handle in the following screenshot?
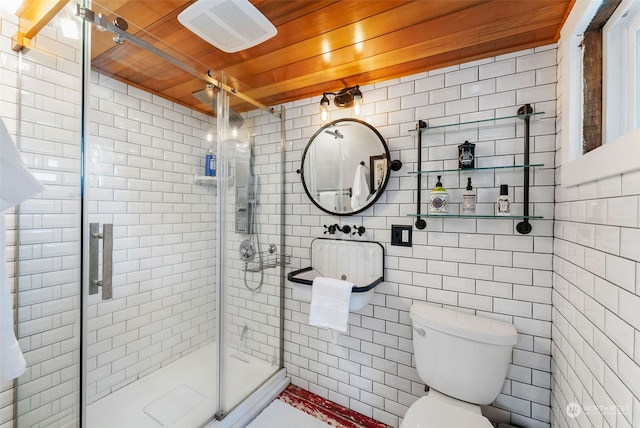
[89,223,100,296]
[89,223,113,300]
[101,224,113,300]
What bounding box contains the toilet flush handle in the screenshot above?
[413,327,425,337]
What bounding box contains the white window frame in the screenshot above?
[603,0,640,141]
[561,0,640,188]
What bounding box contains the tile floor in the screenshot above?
[248,384,391,428]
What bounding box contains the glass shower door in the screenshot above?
[217,74,285,416]
[82,8,218,427]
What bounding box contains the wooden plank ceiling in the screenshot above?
[91,0,574,115]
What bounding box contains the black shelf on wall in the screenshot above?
[409,104,544,234]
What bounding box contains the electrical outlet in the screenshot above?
[391,225,412,247]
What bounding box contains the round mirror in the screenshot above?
[300,118,392,215]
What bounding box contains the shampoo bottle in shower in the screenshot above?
[462,177,476,214]
[205,148,216,176]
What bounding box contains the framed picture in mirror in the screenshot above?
[369,155,387,194]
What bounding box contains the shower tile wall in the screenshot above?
[86,71,217,403]
[1,11,19,427]
[551,39,640,427]
[283,45,557,428]
[223,108,283,366]
[1,10,82,428]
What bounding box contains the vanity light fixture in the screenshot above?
[319,85,363,121]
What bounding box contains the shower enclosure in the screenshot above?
[3,2,285,427]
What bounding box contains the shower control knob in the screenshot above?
[239,239,256,261]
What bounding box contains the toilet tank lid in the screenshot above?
[410,303,518,346]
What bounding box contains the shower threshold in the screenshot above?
[87,343,275,428]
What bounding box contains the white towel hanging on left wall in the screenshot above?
[0,119,44,381]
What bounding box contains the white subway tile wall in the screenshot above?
[551,39,640,428]
[1,9,20,428]
[1,11,82,428]
[85,71,217,404]
[3,9,639,428]
[283,46,557,427]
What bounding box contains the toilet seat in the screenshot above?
[400,394,494,428]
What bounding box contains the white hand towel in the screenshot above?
[308,277,353,344]
[350,164,370,210]
[1,119,44,381]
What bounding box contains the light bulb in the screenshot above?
[232,127,238,138]
[319,93,330,122]
[353,86,362,116]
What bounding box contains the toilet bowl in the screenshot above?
[401,303,518,428]
[400,391,492,428]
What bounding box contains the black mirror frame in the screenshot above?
[299,118,392,216]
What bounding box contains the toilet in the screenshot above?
[401,302,518,428]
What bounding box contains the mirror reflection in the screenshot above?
[301,119,390,215]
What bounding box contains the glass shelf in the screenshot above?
[406,214,544,219]
[409,164,544,175]
[408,111,545,133]
[194,175,217,186]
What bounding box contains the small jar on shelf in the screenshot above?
[496,185,511,216]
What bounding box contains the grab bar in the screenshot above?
[89,223,113,300]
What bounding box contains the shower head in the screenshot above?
[192,86,245,129]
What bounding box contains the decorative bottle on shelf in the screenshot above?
[430,175,448,214]
[462,177,476,214]
[496,184,511,216]
[458,140,475,169]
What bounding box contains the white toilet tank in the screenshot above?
[410,302,518,405]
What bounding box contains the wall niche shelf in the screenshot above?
[409,104,544,234]
[194,175,217,186]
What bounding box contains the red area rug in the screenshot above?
[276,384,391,428]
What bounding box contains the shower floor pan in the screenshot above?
[87,343,275,428]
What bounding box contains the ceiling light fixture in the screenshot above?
[319,85,362,121]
